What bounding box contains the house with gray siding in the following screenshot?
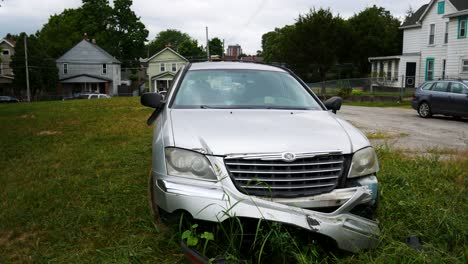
[56,39,121,96]
[369,0,468,88]
[0,37,15,85]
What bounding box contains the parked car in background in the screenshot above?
[141,62,380,252]
[0,96,19,103]
[63,93,111,101]
[412,80,468,118]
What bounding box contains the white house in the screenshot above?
[369,0,468,88]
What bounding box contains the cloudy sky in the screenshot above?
[0,0,428,54]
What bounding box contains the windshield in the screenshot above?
[172,69,322,110]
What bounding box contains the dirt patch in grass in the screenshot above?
[37,130,62,136]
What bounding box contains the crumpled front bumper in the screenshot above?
[152,168,380,252]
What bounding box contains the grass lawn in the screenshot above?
[0,98,466,263]
[343,101,412,108]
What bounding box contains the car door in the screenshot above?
[429,82,450,114]
[449,82,468,117]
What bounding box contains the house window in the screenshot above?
[445,22,449,44]
[379,62,384,76]
[172,63,177,72]
[387,61,392,80]
[459,18,467,38]
[426,58,434,81]
[442,59,446,79]
[63,63,68,74]
[160,63,165,72]
[1,49,9,56]
[437,1,445,15]
[102,64,107,74]
[394,62,399,81]
[429,24,435,45]
[462,60,468,72]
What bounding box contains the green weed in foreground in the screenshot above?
[0,98,466,263]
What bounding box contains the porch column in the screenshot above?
[166,80,169,91]
[154,80,157,92]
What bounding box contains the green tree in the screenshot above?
[348,6,402,74]
[178,39,205,60]
[146,29,191,56]
[208,37,223,57]
[285,9,347,87]
[10,33,59,97]
[38,0,147,65]
[106,0,148,66]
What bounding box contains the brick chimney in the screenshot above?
[83,33,89,41]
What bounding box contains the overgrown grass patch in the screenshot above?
[0,98,466,263]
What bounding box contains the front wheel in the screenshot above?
[418,102,432,118]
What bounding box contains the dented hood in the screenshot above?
[169,109,359,155]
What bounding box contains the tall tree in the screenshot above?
[208,37,223,57]
[38,0,147,65]
[146,29,191,56]
[10,33,59,97]
[106,0,148,66]
[178,39,205,60]
[348,6,402,74]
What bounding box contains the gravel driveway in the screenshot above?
[337,106,468,151]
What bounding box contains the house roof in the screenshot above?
[400,4,428,28]
[56,39,120,64]
[144,47,188,63]
[59,73,112,83]
[150,71,175,80]
[402,0,468,28]
[450,0,468,11]
[0,38,15,48]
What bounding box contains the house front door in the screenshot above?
[405,62,416,88]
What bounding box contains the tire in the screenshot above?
[418,102,432,118]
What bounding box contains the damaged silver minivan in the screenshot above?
[141,62,379,252]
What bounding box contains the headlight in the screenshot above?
[348,147,379,178]
[165,148,217,181]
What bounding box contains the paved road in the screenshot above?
[337,106,468,151]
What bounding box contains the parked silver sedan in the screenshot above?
[141,62,380,252]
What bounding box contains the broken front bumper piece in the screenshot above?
[154,172,379,253]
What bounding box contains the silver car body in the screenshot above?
[149,62,379,252]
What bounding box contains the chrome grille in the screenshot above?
[225,154,346,198]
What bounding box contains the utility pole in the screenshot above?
[222,39,225,60]
[206,26,210,61]
[24,35,31,102]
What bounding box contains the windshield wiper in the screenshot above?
[264,106,311,110]
[200,105,230,109]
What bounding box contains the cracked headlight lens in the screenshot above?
[165,148,217,180]
[348,147,379,178]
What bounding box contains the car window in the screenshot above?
[89,95,98,99]
[450,82,465,94]
[421,82,434,90]
[432,82,449,92]
[172,69,322,110]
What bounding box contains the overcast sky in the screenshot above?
[0,0,428,54]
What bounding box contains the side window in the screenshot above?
[421,82,434,90]
[432,82,449,92]
[90,95,98,99]
[450,83,465,94]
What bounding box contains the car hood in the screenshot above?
[169,109,366,156]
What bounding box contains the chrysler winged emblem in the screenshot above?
[282,152,296,162]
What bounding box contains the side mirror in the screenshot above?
[324,96,342,114]
[141,93,164,108]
